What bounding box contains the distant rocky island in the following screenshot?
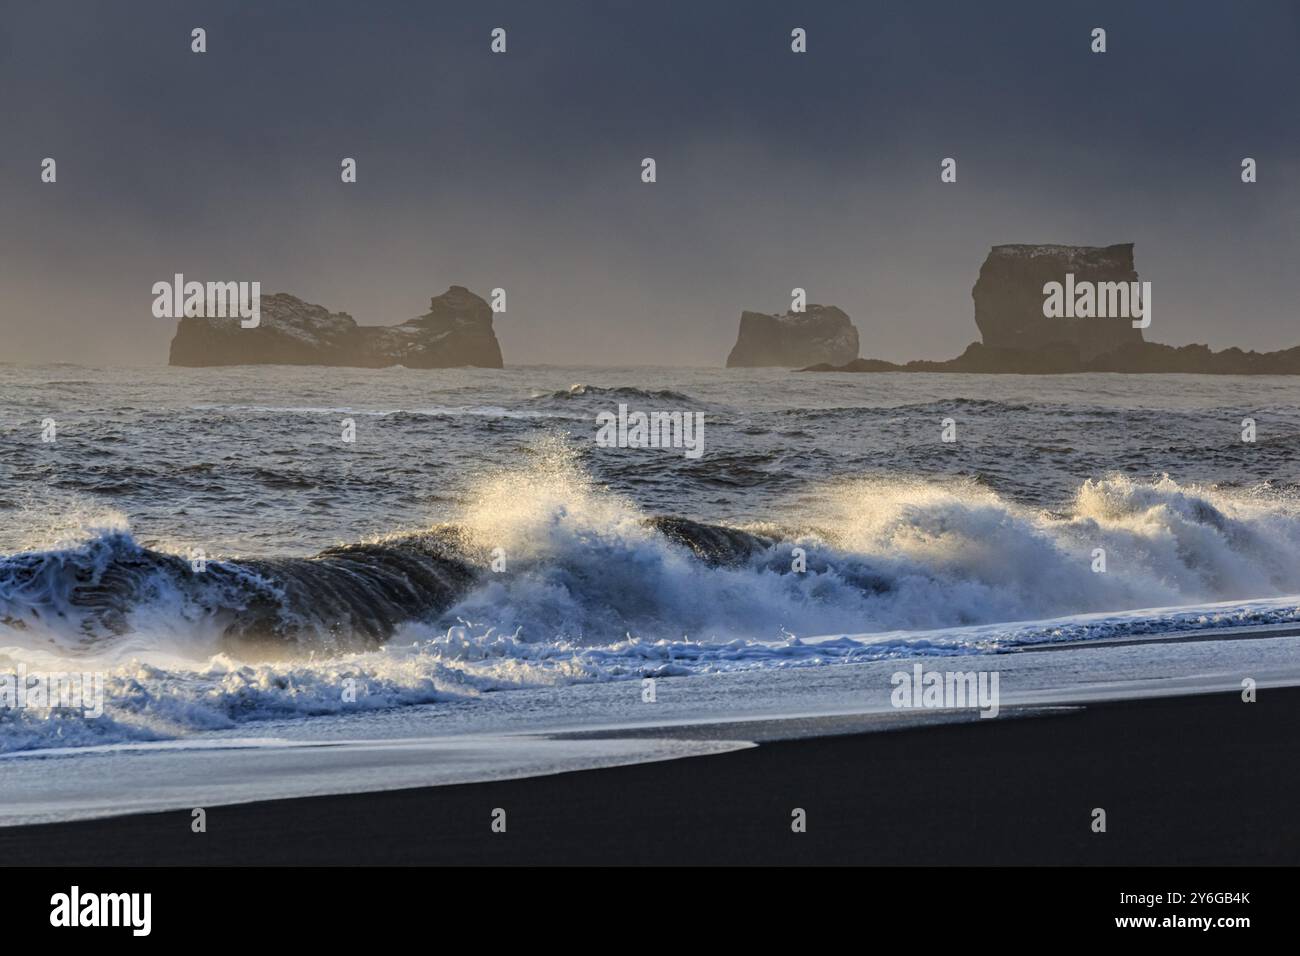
[169,285,504,368]
[799,243,1300,374]
[725,304,859,368]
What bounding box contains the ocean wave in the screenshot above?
[534,384,701,404]
[779,398,1041,419]
[5,448,1300,661]
[187,403,574,420]
[7,451,1300,754]
[5,595,1300,754]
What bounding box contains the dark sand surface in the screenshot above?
[2,688,1295,866]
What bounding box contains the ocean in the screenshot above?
[3,363,1300,820]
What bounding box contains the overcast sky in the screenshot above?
[1,0,1297,366]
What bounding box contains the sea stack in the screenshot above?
[973,243,1144,362]
[168,285,504,368]
[725,304,859,368]
[799,241,1300,374]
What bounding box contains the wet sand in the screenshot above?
[2,687,1296,866]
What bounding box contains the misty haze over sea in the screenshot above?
[1,0,1297,366]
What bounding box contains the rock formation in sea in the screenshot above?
[973,243,1144,361]
[803,341,1300,375]
[800,243,1300,374]
[168,285,504,368]
[725,304,860,368]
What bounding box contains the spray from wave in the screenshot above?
[5,444,1300,751]
[5,445,1300,654]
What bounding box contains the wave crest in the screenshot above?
[3,462,1300,660]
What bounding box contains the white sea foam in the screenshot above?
[5,450,1300,752]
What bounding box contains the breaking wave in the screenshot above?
[5,449,1300,751]
[534,383,701,404]
[5,449,1300,656]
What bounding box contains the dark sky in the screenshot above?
[1,0,1297,365]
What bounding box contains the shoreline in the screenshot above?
[2,686,1295,866]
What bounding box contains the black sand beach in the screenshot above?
[2,687,1296,866]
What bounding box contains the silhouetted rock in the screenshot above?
[802,341,1300,375]
[1086,341,1300,374]
[973,243,1144,361]
[168,286,504,368]
[801,358,903,373]
[801,243,1300,374]
[725,305,859,367]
